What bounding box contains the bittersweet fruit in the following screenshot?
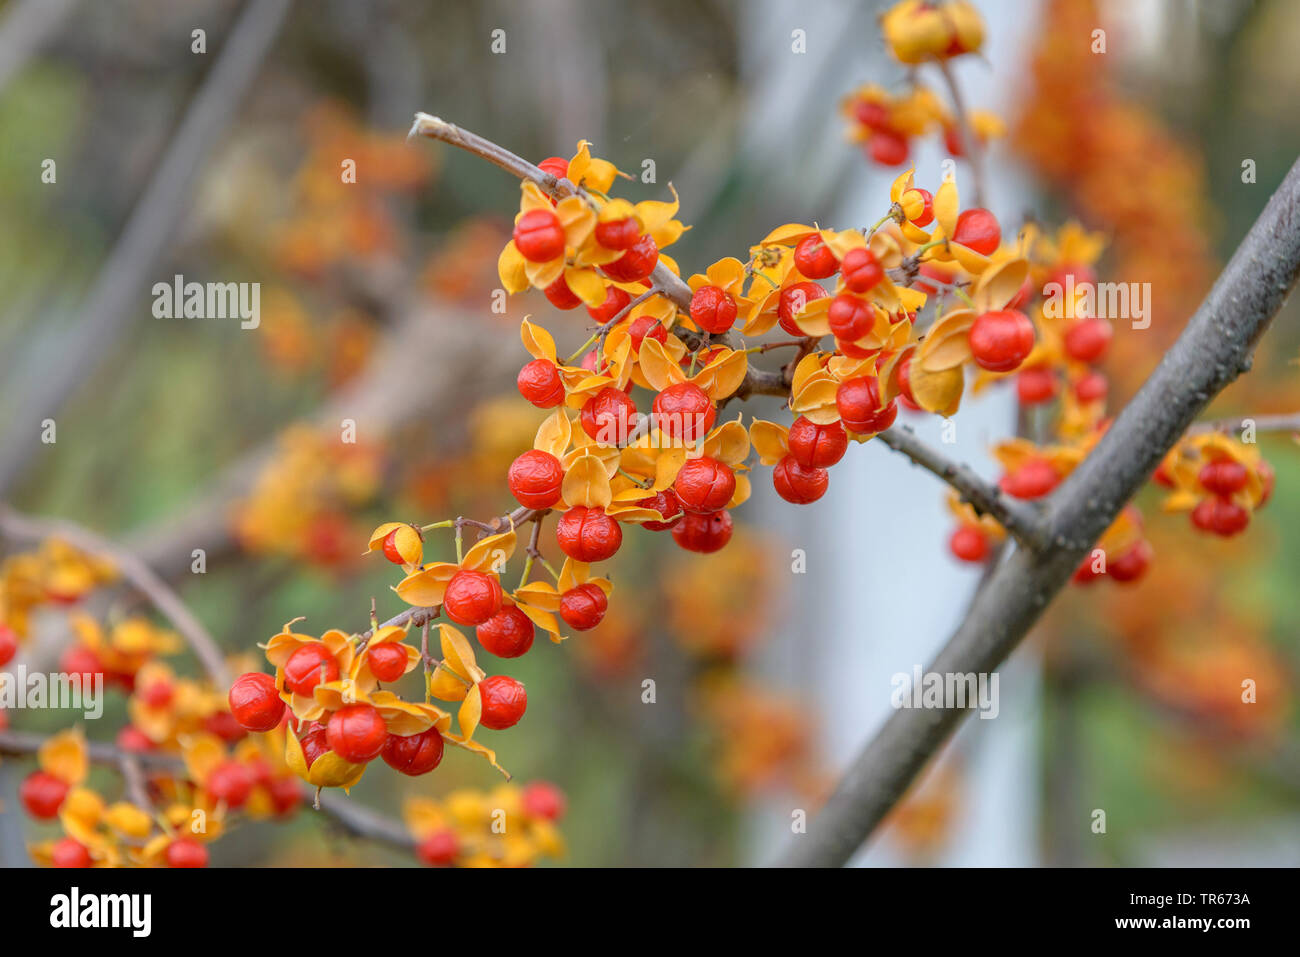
[1191,496,1250,537]
[479,675,527,730]
[513,208,565,262]
[580,386,638,444]
[628,314,668,352]
[1198,461,1248,496]
[559,583,608,630]
[228,672,286,732]
[508,449,565,509]
[673,456,736,513]
[841,247,884,294]
[537,156,569,180]
[793,235,838,279]
[671,510,733,553]
[381,727,445,776]
[836,376,897,434]
[206,760,253,808]
[603,234,659,282]
[773,455,829,504]
[1063,318,1112,363]
[1016,366,1058,405]
[587,284,631,323]
[50,837,92,868]
[909,187,935,227]
[116,725,154,752]
[19,770,68,819]
[543,274,583,310]
[999,459,1060,499]
[595,216,640,250]
[828,293,873,340]
[326,703,388,763]
[952,208,1001,255]
[367,642,408,683]
[652,382,715,442]
[1073,371,1108,404]
[788,416,848,469]
[969,309,1035,372]
[476,606,536,658]
[556,506,623,562]
[522,780,567,820]
[517,359,565,408]
[417,828,459,866]
[1107,540,1152,583]
[283,644,339,696]
[689,284,739,334]
[868,129,909,166]
[777,281,829,335]
[443,570,504,626]
[165,839,209,868]
[949,526,989,562]
[636,489,682,531]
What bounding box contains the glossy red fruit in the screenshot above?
[586,284,631,323]
[949,526,989,563]
[1107,540,1152,583]
[773,455,829,504]
[827,293,873,341]
[897,355,921,411]
[671,510,733,553]
[603,234,658,282]
[841,247,884,294]
[909,188,935,227]
[513,208,565,262]
[1016,366,1058,405]
[326,703,388,763]
[836,377,897,434]
[580,387,638,444]
[1198,461,1248,496]
[556,506,623,562]
[522,780,567,820]
[517,359,565,408]
[559,583,608,630]
[0,624,16,667]
[1073,371,1108,403]
[116,725,154,752]
[627,314,667,352]
[673,457,736,513]
[636,489,682,531]
[479,675,527,730]
[543,274,583,310]
[652,382,715,442]
[417,829,459,866]
[381,528,408,564]
[1191,497,1250,537]
[1063,318,1112,362]
[206,760,254,808]
[952,208,1001,255]
[367,642,409,683]
[793,235,838,279]
[689,285,738,334]
[443,570,504,626]
[228,671,285,732]
[477,606,535,658]
[381,727,445,776]
[787,416,848,469]
[969,310,1035,372]
[20,771,68,819]
[298,722,331,770]
[166,839,209,868]
[59,645,103,684]
[1000,459,1060,499]
[868,129,909,166]
[595,216,640,250]
[283,644,339,696]
[777,281,828,335]
[508,449,564,509]
[537,156,569,180]
[51,838,92,868]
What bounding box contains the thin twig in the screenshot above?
[935,57,986,207]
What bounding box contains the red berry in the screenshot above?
[673,456,736,513]
[140,677,173,708]
[443,570,503,626]
[793,235,838,279]
[381,727,445,776]
[1063,318,1112,362]
[522,781,567,820]
[787,417,848,468]
[116,725,154,752]
[477,606,536,658]
[417,829,459,866]
[1016,366,1058,405]
[543,274,583,310]
[537,156,568,180]
[580,386,638,445]
[1107,540,1152,583]
[909,188,935,227]
[628,315,667,352]
[228,671,285,732]
[836,376,897,434]
[1191,497,1250,537]
[969,309,1035,372]
[508,449,564,509]
[853,99,889,129]
[777,281,828,335]
[867,129,909,166]
[652,382,715,442]
[586,284,631,323]
[949,526,989,562]
[689,285,738,334]
[50,837,92,868]
[367,642,409,683]
[479,675,527,730]
[999,459,1060,499]
[298,722,331,770]
[204,710,247,743]
[513,208,565,262]
[166,839,209,868]
[636,489,682,531]
[59,645,103,684]
[897,356,920,410]
[0,624,16,667]
[828,293,873,341]
[1072,554,1105,585]
[283,644,339,696]
[841,248,884,294]
[517,359,565,408]
[556,506,623,562]
[952,208,1001,255]
[1152,461,1175,488]
[268,775,303,816]
[603,234,658,282]
[326,703,388,763]
[1073,371,1108,403]
[1199,461,1248,496]
[671,510,733,553]
[595,216,640,250]
[20,770,68,819]
[773,455,829,504]
[381,528,408,564]
[206,760,254,808]
[559,583,608,631]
